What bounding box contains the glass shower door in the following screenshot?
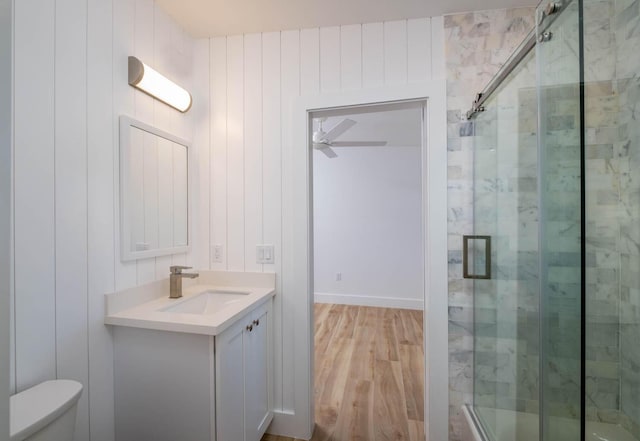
[536,1,584,440]
[470,48,539,440]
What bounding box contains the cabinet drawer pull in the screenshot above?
[253,319,260,326]
[246,324,253,332]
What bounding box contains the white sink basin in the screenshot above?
[161,290,250,315]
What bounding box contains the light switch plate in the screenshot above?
[256,245,275,264]
[212,245,223,263]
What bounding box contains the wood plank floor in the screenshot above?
[263,303,425,441]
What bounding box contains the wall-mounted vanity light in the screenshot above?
[128,56,192,113]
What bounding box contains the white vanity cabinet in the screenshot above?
[112,297,273,441]
[216,301,273,441]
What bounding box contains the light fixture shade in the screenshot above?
[128,56,192,113]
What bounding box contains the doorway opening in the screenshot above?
[309,101,426,440]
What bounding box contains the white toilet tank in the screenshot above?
[10,380,83,441]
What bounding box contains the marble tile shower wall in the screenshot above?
[447,2,640,440]
[529,0,639,431]
[540,81,584,420]
[536,0,586,422]
[581,0,640,435]
[445,8,535,440]
[612,0,640,437]
[472,74,539,415]
[583,0,623,426]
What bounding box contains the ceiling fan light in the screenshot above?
[312,130,326,144]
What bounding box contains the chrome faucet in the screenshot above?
[169,266,199,299]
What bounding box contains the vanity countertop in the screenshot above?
[104,271,275,336]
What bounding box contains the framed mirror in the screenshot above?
[119,115,190,261]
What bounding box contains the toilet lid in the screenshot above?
[10,380,83,441]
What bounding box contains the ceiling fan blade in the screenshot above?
[330,141,388,147]
[323,118,356,142]
[313,144,338,158]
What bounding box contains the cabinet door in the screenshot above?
[244,303,272,441]
[216,318,246,441]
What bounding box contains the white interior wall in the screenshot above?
[11,1,207,440]
[202,18,445,435]
[9,4,445,439]
[0,0,11,439]
[313,144,423,310]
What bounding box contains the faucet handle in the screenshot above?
[170,265,192,275]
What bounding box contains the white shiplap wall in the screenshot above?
[12,1,205,440]
[12,4,445,439]
[0,0,12,439]
[203,17,445,429]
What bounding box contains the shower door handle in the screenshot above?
[463,235,492,280]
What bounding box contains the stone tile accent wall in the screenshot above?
[446,3,640,439]
[582,0,640,435]
[540,81,583,421]
[612,0,640,436]
[582,0,623,426]
[472,59,539,422]
[445,8,535,440]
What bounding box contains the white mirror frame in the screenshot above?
[119,115,191,261]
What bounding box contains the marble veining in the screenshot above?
[445,8,536,440]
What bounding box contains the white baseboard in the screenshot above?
[314,292,423,310]
[267,410,312,440]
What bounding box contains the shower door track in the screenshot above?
[465,0,575,120]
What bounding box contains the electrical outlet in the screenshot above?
[212,245,223,263]
[256,245,275,264]
[336,272,342,281]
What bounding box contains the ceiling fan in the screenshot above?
[312,117,387,158]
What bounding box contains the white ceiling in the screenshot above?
[157,0,537,38]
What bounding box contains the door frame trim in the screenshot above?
[269,83,448,440]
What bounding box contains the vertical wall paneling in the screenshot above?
[226,35,245,271]
[12,1,201,440]
[142,133,160,251]
[319,27,341,93]
[290,26,320,415]
[133,0,155,126]
[157,138,174,250]
[340,24,362,90]
[129,128,145,249]
[280,29,301,412]
[0,0,12,436]
[54,0,90,438]
[194,39,211,270]
[173,24,194,269]
[244,33,264,273]
[408,18,431,83]
[87,0,116,438]
[173,142,189,247]
[300,29,320,95]
[133,0,157,284]
[204,17,447,435]
[9,169,13,397]
[431,16,446,80]
[11,9,444,439]
[384,20,408,85]
[152,5,177,277]
[362,22,384,88]
[262,30,284,410]
[210,37,228,271]
[13,0,57,391]
[168,11,190,269]
[113,0,137,291]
